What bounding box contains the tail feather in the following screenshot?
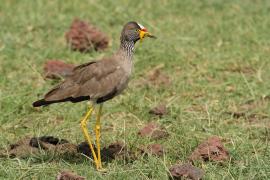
[32,99,52,107]
[32,96,90,107]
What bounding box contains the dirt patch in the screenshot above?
[29,136,74,153]
[226,111,268,122]
[65,18,109,52]
[43,60,75,79]
[57,170,85,180]
[226,95,269,122]
[134,64,171,88]
[239,95,269,111]
[101,141,127,160]
[76,141,97,158]
[184,104,206,113]
[149,104,167,117]
[189,136,229,163]
[220,64,256,74]
[1,136,138,163]
[1,136,79,159]
[0,137,39,158]
[138,122,169,140]
[77,141,135,162]
[140,144,165,157]
[147,64,171,86]
[169,163,204,180]
[1,136,166,165]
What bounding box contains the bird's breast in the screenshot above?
[115,60,133,94]
[121,59,133,76]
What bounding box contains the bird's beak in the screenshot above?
[139,29,157,41]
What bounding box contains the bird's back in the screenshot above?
[33,55,132,107]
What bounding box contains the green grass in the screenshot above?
[1,0,270,179]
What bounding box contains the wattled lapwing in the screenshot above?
[33,21,156,170]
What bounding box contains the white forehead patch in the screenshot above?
[138,23,145,29]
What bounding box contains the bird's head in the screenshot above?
[121,21,156,43]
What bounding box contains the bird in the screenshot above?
[32,21,156,170]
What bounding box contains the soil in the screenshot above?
[65,18,109,52]
[43,60,75,79]
[56,170,85,180]
[169,163,204,180]
[138,122,169,140]
[189,136,230,163]
[149,104,167,117]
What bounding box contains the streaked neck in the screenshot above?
[118,40,135,60]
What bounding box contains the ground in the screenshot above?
[0,0,270,179]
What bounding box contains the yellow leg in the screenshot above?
[95,104,103,169]
[80,105,99,169]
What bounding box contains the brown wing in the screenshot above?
[44,58,124,103]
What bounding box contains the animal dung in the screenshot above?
[65,18,109,52]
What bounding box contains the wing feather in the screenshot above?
[44,57,124,102]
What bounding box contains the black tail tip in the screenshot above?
[32,99,47,107]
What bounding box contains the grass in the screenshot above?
[0,0,270,179]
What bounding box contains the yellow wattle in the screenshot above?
[140,30,146,41]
